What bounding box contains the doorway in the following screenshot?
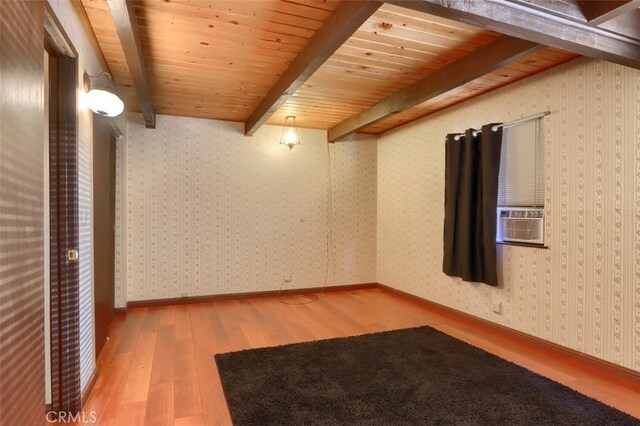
[45,7,81,413]
[93,116,116,357]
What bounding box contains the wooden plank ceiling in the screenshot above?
[82,0,579,135]
[82,0,340,123]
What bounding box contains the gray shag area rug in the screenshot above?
[215,326,639,425]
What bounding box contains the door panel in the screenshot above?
[93,116,116,357]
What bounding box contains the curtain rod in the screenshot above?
[495,110,551,130]
[452,111,550,140]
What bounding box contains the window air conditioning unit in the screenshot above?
[497,207,544,245]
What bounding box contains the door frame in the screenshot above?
[45,4,82,414]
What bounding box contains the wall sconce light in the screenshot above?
[83,72,124,117]
[280,115,300,150]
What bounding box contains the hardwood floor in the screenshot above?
[82,287,640,425]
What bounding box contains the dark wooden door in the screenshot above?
[46,14,82,414]
[93,116,116,357]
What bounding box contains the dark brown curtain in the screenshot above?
[443,123,503,286]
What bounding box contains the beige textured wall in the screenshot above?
[116,114,377,305]
[377,57,640,372]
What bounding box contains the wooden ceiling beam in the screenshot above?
[577,0,640,25]
[598,9,640,41]
[244,0,382,136]
[387,0,640,71]
[328,36,542,142]
[107,0,155,128]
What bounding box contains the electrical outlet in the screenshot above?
[492,302,502,314]
[284,274,292,282]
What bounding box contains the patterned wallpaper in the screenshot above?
[115,115,377,306]
[377,57,640,372]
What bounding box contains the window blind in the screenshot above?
[497,119,544,207]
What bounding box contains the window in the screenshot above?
[497,119,544,207]
[496,119,546,246]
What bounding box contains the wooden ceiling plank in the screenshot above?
[291,98,386,110]
[373,7,488,38]
[577,0,640,25]
[388,0,640,70]
[300,81,405,98]
[145,62,288,84]
[102,17,313,53]
[333,47,437,69]
[136,11,316,44]
[152,75,270,91]
[358,20,492,51]
[324,55,434,77]
[321,60,426,80]
[142,50,294,72]
[107,0,156,128]
[151,88,263,100]
[151,87,263,100]
[313,68,413,86]
[138,31,305,54]
[294,89,400,103]
[338,43,446,67]
[271,93,372,106]
[244,0,383,136]
[270,104,365,114]
[154,109,247,122]
[349,30,486,61]
[328,35,542,142]
[339,37,442,62]
[154,97,258,108]
[136,0,336,27]
[342,37,457,63]
[378,2,493,32]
